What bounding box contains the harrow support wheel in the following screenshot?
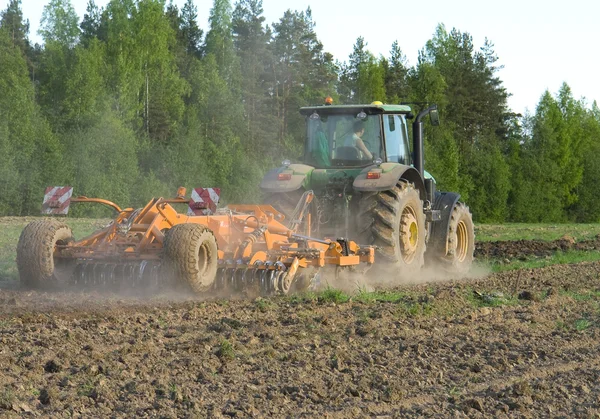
[437,202,474,274]
[163,224,219,294]
[17,219,75,288]
[357,181,426,277]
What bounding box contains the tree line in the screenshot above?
[0,0,599,222]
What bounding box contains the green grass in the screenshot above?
[318,288,350,304]
[466,288,520,308]
[288,288,351,305]
[0,217,109,281]
[574,319,592,331]
[557,318,594,331]
[290,288,413,305]
[560,290,600,301]
[354,289,408,303]
[217,339,235,360]
[483,250,600,273]
[475,223,600,242]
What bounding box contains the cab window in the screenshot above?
[306,114,382,168]
[384,115,410,165]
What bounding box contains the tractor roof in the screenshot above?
[299,103,412,116]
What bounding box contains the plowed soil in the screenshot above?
[1,243,600,417]
[475,235,600,260]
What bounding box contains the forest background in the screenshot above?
[1,0,599,222]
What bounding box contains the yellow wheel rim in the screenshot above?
[455,220,469,262]
[400,206,419,263]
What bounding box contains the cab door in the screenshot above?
[383,114,411,165]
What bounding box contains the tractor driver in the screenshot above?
[344,120,373,160]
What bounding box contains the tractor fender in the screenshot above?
[260,163,314,193]
[353,163,426,200]
[429,191,461,252]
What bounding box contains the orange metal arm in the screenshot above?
[71,197,122,213]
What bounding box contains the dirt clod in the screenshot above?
[43,359,61,373]
[518,290,538,301]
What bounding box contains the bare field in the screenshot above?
[1,218,600,417]
[475,222,600,242]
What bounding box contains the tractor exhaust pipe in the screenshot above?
[412,104,439,179]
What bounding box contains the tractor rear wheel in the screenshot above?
[163,224,219,293]
[357,181,426,277]
[436,202,474,273]
[17,219,75,288]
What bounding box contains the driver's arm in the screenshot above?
[355,138,373,160]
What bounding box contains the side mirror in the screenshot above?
[429,106,440,126]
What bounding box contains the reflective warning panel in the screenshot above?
[41,186,73,215]
[188,188,221,216]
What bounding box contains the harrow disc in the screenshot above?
[68,260,164,294]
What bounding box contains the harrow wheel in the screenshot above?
[163,224,219,294]
[16,219,75,288]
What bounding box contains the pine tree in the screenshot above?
[0,0,30,53]
[232,0,276,158]
[339,37,385,104]
[571,102,600,221]
[270,8,336,150]
[383,40,410,103]
[80,0,102,45]
[181,0,203,57]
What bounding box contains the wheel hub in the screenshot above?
[400,208,419,263]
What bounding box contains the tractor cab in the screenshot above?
[261,100,474,276]
[301,102,413,169]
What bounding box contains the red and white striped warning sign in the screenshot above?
[41,186,74,215]
[188,188,221,216]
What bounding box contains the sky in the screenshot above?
[5,0,600,115]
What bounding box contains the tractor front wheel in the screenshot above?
[17,219,75,288]
[357,181,426,278]
[163,224,219,294]
[436,202,474,273]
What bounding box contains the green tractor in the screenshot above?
[260,100,474,275]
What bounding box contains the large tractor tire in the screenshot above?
[163,224,219,294]
[434,202,474,274]
[263,190,305,227]
[357,181,426,277]
[16,219,75,288]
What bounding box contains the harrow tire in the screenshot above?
[16,219,75,288]
[263,190,305,227]
[356,181,426,277]
[163,224,218,294]
[431,202,475,274]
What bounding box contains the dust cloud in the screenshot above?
[311,260,490,295]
